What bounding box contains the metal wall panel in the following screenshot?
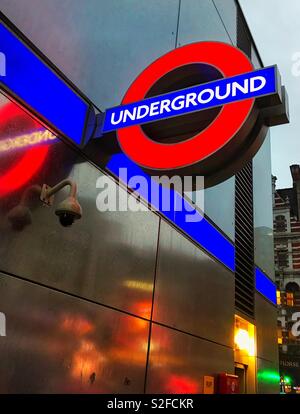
[204,178,235,242]
[153,221,235,347]
[0,272,149,393]
[256,358,280,394]
[146,324,234,393]
[177,0,231,47]
[251,44,263,69]
[0,96,159,319]
[212,0,237,44]
[255,293,279,364]
[0,0,179,109]
[253,134,275,280]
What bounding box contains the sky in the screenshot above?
[240,0,300,189]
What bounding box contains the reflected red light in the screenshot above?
[0,145,49,197]
[0,102,50,197]
[166,375,199,394]
[0,101,40,132]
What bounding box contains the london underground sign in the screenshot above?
[103,66,276,132]
[100,42,288,186]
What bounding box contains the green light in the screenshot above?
[257,370,280,383]
[284,376,292,384]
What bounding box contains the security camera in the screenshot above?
[55,195,82,227]
[40,179,82,227]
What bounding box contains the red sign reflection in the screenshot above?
[0,101,50,197]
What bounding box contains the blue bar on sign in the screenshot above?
[103,66,277,133]
[0,22,90,146]
[255,267,277,305]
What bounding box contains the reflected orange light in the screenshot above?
[71,340,104,381]
[109,347,146,365]
[130,301,151,330]
[134,318,148,330]
[60,315,94,336]
[133,301,151,319]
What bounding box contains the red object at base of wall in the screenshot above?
[217,373,239,394]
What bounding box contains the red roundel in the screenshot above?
[117,42,255,170]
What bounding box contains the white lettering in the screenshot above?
[185,92,198,107]
[136,105,149,119]
[149,101,160,116]
[215,83,231,100]
[197,88,214,104]
[171,95,185,110]
[110,110,123,125]
[232,79,249,96]
[123,107,137,122]
[159,99,171,114]
[250,75,266,92]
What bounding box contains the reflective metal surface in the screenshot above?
[204,177,235,241]
[0,0,179,109]
[213,0,237,44]
[146,324,234,393]
[153,221,235,347]
[0,271,149,393]
[253,134,275,279]
[0,0,279,394]
[251,44,263,69]
[177,0,231,47]
[0,95,159,319]
[255,293,279,363]
[256,358,280,394]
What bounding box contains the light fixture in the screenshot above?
[234,315,256,357]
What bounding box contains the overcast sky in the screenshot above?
[240,0,300,188]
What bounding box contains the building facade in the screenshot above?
[274,166,300,391]
[0,0,278,393]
